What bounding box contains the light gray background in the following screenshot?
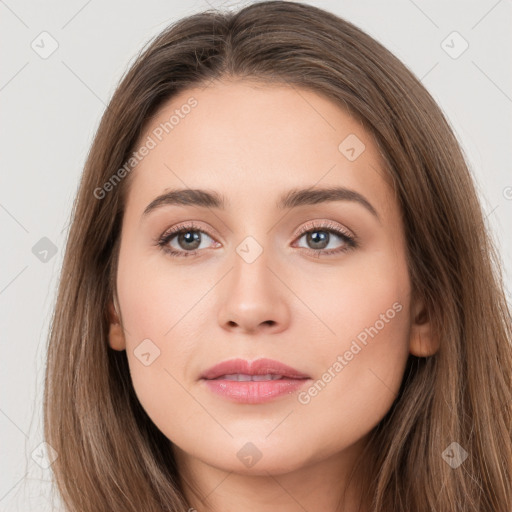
[1,0,511,510]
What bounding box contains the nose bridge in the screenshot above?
[217,234,289,333]
[228,205,274,284]
[230,237,273,300]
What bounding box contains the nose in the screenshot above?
[217,250,290,335]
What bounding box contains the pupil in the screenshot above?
[179,231,201,250]
[308,231,328,249]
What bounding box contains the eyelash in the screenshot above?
[155,220,358,258]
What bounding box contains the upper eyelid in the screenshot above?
[295,220,354,238]
[160,221,217,241]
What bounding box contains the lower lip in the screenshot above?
[202,378,310,404]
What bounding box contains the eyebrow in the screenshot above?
[142,186,379,219]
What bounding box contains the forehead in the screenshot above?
[125,79,392,216]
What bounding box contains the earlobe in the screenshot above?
[107,300,126,351]
[409,299,439,357]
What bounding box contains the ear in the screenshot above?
[409,297,439,357]
[107,299,126,351]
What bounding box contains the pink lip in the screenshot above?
[200,358,311,404]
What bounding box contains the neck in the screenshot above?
[173,436,370,512]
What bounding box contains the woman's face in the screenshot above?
[110,80,426,477]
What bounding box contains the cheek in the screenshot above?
[293,251,411,442]
[293,242,409,349]
[117,243,212,346]
[116,247,214,434]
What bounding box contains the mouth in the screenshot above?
[210,373,286,381]
[200,357,310,380]
[200,358,311,404]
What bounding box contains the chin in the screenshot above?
[192,436,318,476]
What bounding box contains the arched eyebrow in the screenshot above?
[278,186,379,219]
[142,186,379,220]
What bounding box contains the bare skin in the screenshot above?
[108,79,438,512]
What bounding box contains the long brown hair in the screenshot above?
[44,1,512,510]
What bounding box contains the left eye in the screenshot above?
[157,225,217,257]
[294,227,354,253]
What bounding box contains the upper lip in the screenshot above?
[200,358,310,380]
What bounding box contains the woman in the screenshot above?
[44,1,512,511]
